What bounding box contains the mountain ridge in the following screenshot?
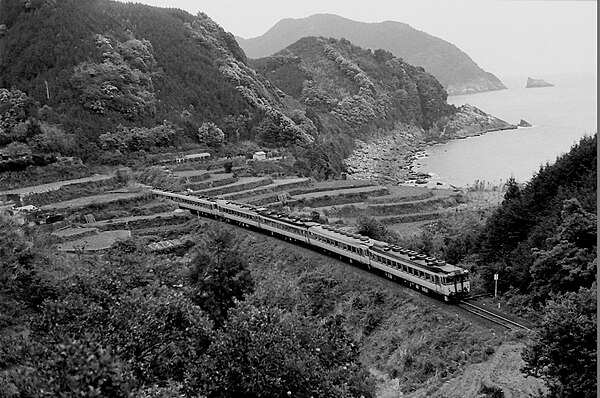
[236,13,506,96]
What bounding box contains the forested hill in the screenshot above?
[251,37,455,132]
[237,14,507,95]
[0,0,258,135]
[477,133,597,306]
[0,0,316,163]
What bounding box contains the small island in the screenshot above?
[518,119,532,127]
[526,77,554,88]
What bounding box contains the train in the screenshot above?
[151,189,470,302]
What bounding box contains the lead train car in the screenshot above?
[152,189,470,301]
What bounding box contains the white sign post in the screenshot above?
[494,273,499,298]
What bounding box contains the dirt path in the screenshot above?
[404,342,546,398]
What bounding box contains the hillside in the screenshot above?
[0,0,312,165]
[237,14,506,95]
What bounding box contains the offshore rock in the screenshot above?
[526,77,554,88]
[518,119,532,127]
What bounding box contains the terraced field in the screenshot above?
[15,166,475,251]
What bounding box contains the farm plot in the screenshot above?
[57,230,131,251]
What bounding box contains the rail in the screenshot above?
[458,300,532,331]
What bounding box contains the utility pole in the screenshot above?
[494,273,499,298]
[44,80,49,100]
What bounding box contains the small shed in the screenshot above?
[252,151,266,161]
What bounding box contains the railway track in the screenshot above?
[458,300,531,331]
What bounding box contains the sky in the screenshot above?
[118,0,597,78]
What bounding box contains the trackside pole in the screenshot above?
[494,273,498,298]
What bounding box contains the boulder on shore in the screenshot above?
[518,119,532,127]
[526,77,554,88]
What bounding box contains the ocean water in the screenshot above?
[414,72,597,188]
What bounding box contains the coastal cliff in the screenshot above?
[526,77,554,88]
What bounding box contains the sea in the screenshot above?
[413,72,597,188]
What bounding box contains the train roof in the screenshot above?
[258,208,318,228]
[309,224,372,246]
[217,199,263,214]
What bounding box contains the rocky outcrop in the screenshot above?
[433,104,517,139]
[518,119,532,127]
[526,77,554,88]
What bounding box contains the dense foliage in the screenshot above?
[252,37,455,133]
[476,134,597,305]
[0,0,288,167]
[522,285,597,398]
[0,215,375,397]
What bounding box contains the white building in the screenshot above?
[252,151,266,161]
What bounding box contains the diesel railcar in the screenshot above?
[152,189,470,301]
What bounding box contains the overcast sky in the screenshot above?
[120,0,596,78]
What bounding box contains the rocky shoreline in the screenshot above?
[344,105,518,184]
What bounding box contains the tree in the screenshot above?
[528,199,597,304]
[197,122,224,148]
[188,228,253,327]
[194,303,374,398]
[503,176,521,201]
[70,34,157,119]
[522,285,597,398]
[36,336,134,398]
[356,216,388,241]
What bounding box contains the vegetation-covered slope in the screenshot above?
[237,14,506,95]
[476,134,596,305]
[252,37,455,132]
[0,0,313,166]
[250,35,461,176]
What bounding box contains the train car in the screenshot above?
[256,210,314,244]
[215,199,262,229]
[307,224,371,265]
[365,242,470,301]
